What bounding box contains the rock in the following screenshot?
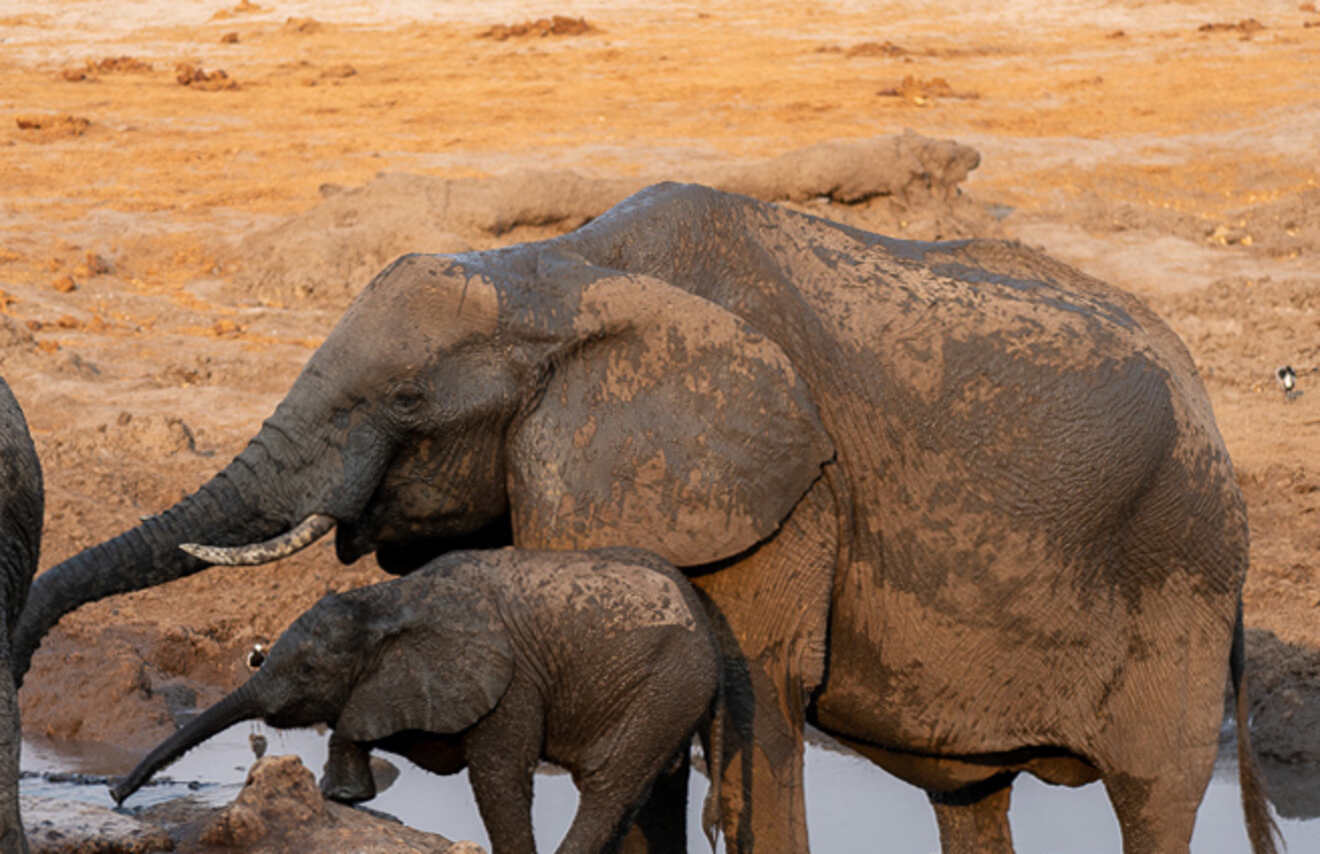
[144,754,480,852]
[22,795,174,853]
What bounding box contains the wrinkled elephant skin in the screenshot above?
[18,184,1276,853]
[1,377,41,854]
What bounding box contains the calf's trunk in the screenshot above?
[110,681,262,805]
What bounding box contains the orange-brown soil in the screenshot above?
[1,0,1318,798]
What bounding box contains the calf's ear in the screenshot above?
[336,589,514,741]
[506,249,834,567]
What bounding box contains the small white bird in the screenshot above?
[246,643,267,670]
[249,731,267,759]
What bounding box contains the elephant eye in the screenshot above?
[389,384,425,416]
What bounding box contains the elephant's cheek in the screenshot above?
[355,481,496,547]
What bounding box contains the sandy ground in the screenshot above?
[2,0,1320,811]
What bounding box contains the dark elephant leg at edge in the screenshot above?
[617,749,690,853]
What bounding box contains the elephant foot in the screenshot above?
[320,733,376,804]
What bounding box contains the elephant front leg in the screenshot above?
[320,732,376,803]
[690,480,837,854]
[710,649,811,853]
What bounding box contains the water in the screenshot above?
[20,726,1320,852]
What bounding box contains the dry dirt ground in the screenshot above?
[2,0,1319,821]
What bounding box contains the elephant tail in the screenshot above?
[700,688,724,853]
[1231,601,1281,854]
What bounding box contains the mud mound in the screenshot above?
[1248,629,1320,765]
[232,133,986,309]
[480,15,597,40]
[1244,629,1320,818]
[130,755,479,853]
[701,131,988,238]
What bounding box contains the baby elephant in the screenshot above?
[111,547,721,854]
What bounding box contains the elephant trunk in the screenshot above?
[11,436,295,685]
[110,681,262,805]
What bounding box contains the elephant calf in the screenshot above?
[111,547,721,854]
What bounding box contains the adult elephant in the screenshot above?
[1,377,42,854]
[14,184,1276,853]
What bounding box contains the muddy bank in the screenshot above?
[231,131,989,308]
[23,755,480,853]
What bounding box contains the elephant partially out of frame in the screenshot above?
[16,183,1277,853]
[1,377,41,854]
[111,547,721,854]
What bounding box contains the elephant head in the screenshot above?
[110,576,513,804]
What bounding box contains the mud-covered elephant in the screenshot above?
[16,183,1277,853]
[111,547,721,854]
[1,377,41,854]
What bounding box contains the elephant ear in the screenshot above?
[507,249,834,567]
[336,585,514,741]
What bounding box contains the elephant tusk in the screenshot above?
[180,513,336,566]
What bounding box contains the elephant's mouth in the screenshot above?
[336,513,515,574]
[334,518,373,565]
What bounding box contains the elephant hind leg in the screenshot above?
[1096,660,1222,853]
[929,773,1016,854]
[617,748,690,854]
[1102,765,1208,854]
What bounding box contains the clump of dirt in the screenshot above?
[319,63,356,79]
[174,64,238,91]
[282,17,325,35]
[480,15,597,40]
[211,0,263,20]
[1198,18,1266,36]
[877,75,979,104]
[844,41,908,58]
[13,115,90,140]
[63,56,153,80]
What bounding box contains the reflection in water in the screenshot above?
[20,726,1320,852]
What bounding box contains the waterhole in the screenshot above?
[20,726,1320,852]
